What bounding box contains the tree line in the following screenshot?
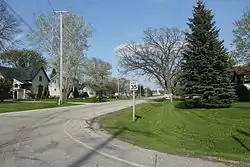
[0,1,152,100]
[117,0,249,108]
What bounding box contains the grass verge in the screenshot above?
[68,98,118,103]
[100,101,250,162]
[0,101,75,113]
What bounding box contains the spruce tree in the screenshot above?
[180,0,235,108]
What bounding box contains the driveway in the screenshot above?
[0,100,229,167]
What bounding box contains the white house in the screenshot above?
[48,75,96,98]
[0,66,50,100]
[152,88,164,96]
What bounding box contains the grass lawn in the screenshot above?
[68,98,118,103]
[100,101,250,162]
[0,101,74,113]
[22,97,119,103]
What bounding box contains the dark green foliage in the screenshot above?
[180,0,235,108]
[73,88,79,98]
[145,87,153,97]
[0,78,11,101]
[0,49,47,78]
[81,92,89,98]
[140,85,145,96]
[235,85,250,101]
[136,85,145,96]
[36,85,43,100]
[50,69,57,79]
[42,86,50,99]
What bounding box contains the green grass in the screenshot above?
[20,97,119,103]
[0,101,74,113]
[100,101,250,162]
[68,98,118,103]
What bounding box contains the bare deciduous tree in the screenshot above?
[28,12,92,99]
[117,27,186,93]
[0,2,21,52]
[232,9,250,65]
[83,57,112,96]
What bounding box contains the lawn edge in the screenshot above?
[0,103,85,115]
[96,106,250,167]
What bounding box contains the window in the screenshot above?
[39,76,42,81]
[14,84,18,88]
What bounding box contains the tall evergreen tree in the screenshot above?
[180,0,235,108]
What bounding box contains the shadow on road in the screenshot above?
[68,127,125,167]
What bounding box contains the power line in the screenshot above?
[1,0,81,66]
[0,0,37,35]
[47,0,55,12]
[2,0,76,48]
[0,0,56,53]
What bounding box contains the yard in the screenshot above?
[0,101,74,113]
[100,101,250,162]
[38,97,120,103]
[67,97,117,103]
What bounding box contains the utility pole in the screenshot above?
[117,68,120,98]
[54,10,68,105]
[139,85,142,98]
[117,79,120,96]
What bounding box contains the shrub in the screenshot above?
[0,78,11,101]
[42,86,50,99]
[235,85,250,101]
[80,92,89,98]
[36,85,43,100]
[73,88,79,98]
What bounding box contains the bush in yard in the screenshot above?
[0,78,11,101]
[83,92,89,98]
[79,92,89,98]
[36,85,43,100]
[73,88,79,98]
[42,86,50,99]
[235,85,250,101]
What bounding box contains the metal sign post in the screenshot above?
[133,90,135,121]
[130,81,138,121]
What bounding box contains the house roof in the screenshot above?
[32,67,50,82]
[232,66,250,75]
[0,66,50,83]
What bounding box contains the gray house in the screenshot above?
[0,66,50,100]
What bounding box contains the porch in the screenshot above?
[12,83,32,100]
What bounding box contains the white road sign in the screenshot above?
[130,81,138,91]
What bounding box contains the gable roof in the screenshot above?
[0,66,30,83]
[232,66,250,75]
[0,66,50,83]
[31,67,50,82]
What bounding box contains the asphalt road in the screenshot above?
[0,100,229,167]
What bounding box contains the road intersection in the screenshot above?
[0,100,229,167]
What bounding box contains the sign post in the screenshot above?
[133,90,135,121]
[130,81,138,121]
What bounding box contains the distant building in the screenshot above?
[48,74,96,98]
[0,66,50,100]
[151,89,164,96]
[232,66,250,85]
